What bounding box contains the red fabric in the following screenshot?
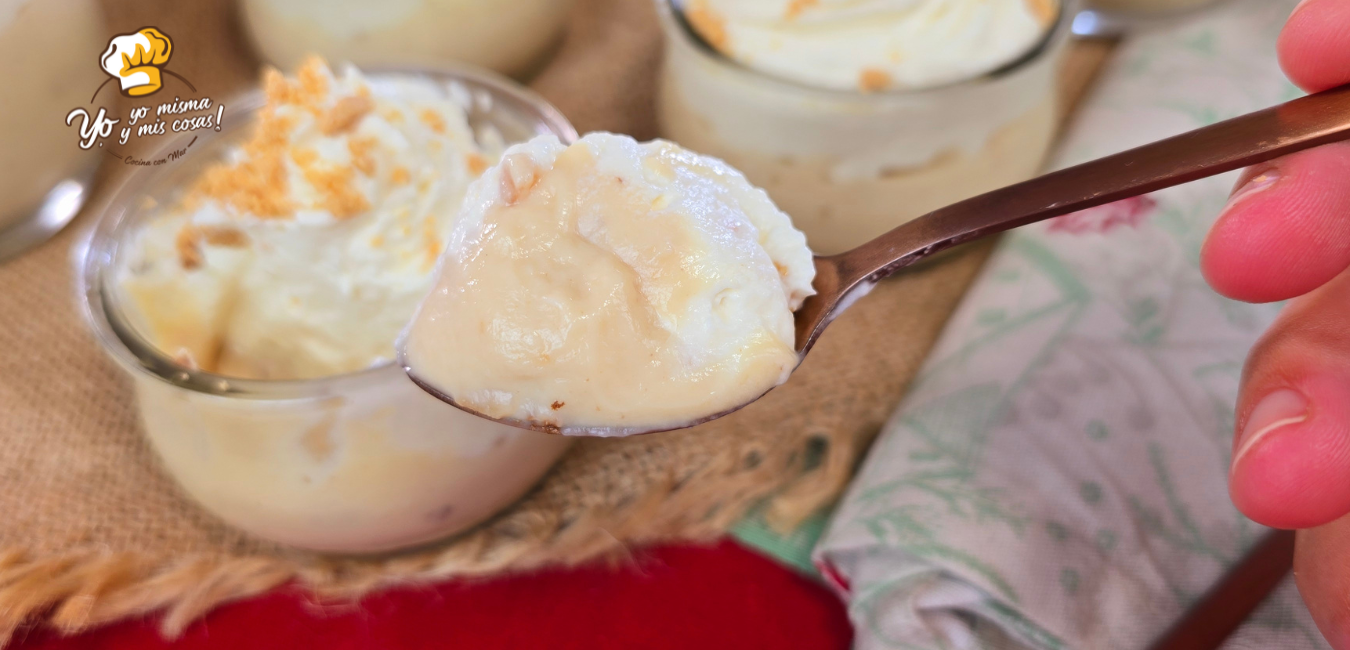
[12,540,852,650]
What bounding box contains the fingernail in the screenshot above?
[1228,169,1281,207]
[1292,0,1317,15]
[1234,389,1309,470]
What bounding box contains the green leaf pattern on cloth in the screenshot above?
[813,1,1329,648]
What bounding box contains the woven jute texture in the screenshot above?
[0,0,1112,643]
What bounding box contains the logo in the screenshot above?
[67,27,224,164]
[100,27,174,97]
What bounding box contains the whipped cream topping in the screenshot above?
[685,0,1058,91]
[118,58,501,379]
[401,132,815,434]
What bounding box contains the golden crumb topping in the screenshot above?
[418,108,447,134]
[858,68,891,92]
[175,225,251,270]
[176,226,203,269]
[348,136,378,176]
[686,0,729,51]
[180,59,385,221]
[1025,0,1056,25]
[301,162,370,219]
[262,56,331,113]
[466,153,489,176]
[200,225,250,247]
[320,95,375,136]
[390,166,411,186]
[186,111,296,218]
[296,56,330,99]
[290,146,318,168]
[784,0,818,20]
[421,217,441,272]
[262,69,295,106]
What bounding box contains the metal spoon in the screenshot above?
[407,84,1350,436]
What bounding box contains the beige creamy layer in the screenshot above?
[132,370,571,553]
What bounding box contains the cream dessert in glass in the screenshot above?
[241,0,575,79]
[657,0,1071,255]
[81,58,578,553]
[0,0,104,260]
[400,132,815,436]
[119,58,507,379]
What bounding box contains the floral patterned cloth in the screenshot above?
[813,1,1329,648]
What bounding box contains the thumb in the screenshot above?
[1229,265,1350,530]
[1297,519,1350,649]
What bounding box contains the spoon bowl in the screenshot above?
[407,84,1350,437]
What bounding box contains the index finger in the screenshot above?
[1280,0,1350,92]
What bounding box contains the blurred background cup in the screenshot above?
[239,0,576,79]
[0,0,105,263]
[655,0,1074,256]
[80,66,578,554]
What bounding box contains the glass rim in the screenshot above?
[657,0,1074,98]
[78,62,579,400]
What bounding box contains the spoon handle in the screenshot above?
[835,83,1350,288]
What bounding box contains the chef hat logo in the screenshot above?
[99,27,173,97]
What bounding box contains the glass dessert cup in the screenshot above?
[240,0,576,79]
[0,0,104,264]
[79,65,578,554]
[655,0,1073,256]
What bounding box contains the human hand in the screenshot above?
[1200,0,1350,646]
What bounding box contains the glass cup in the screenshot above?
[79,66,578,554]
[240,0,576,79]
[0,0,104,263]
[656,1,1073,255]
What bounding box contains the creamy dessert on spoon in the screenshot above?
[400,133,815,435]
[402,86,1350,437]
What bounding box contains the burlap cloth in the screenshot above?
[0,0,1113,643]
